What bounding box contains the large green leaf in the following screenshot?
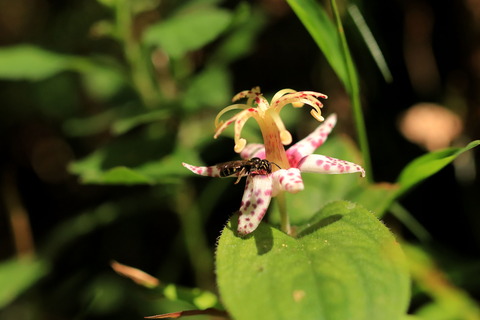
[216,201,410,320]
[143,8,232,58]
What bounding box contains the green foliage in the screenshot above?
[217,201,410,320]
[69,143,200,184]
[285,0,349,90]
[396,140,480,197]
[0,45,72,80]
[182,65,232,111]
[160,284,220,310]
[143,7,233,58]
[0,259,49,308]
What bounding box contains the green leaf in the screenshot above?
[348,140,480,218]
[216,201,410,320]
[0,258,49,308]
[182,65,232,111]
[347,182,398,217]
[143,8,232,58]
[0,45,71,80]
[0,45,127,100]
[69,139,200,185]
[112,109,170,135]
[285,0,349,90]
[404,244,480,320]
[92,166,154,185]
[347,4,392,83]
[161,284,220,310]
[209,3,266,64]
[78,61,127,100]
[396,140,480,197]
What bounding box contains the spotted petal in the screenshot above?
[271,168,304,196]
[238,175,272,235]
[286,113,337,167]
[182,162,222,177]
[297,155,365,177]
[240,143,266,160]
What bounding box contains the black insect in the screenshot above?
[217,157,281,184]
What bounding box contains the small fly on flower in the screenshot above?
[217,157,281,184]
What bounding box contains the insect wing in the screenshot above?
[217,160,248,177]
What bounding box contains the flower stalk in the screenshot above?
[277,192,291,235]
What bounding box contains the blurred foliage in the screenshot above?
[0,0,479,319]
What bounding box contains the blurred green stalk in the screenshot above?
[174,182,215,290]
[115,0,161,109]
[330,0,372,181]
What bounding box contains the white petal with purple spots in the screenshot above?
[286,114,337,167]
[240,143,266,160]
[182,162,222,177]
[297,154,365,177]
[238,175,272,235]
[271,168,304,196]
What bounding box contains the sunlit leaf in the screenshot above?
[285,0,349,90]
[143,8,232,58]
[396,140,480,197]
[161,284,220,310]
[217,201,410,320]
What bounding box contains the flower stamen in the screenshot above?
[268,109,292,145]
[214,104,250,129]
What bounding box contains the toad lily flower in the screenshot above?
[182,87,365,236]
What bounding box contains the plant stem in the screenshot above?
[115,0,160,109]
[2,169,35,257]
[330,0,372,181]
[174,182,215,290]
[277,192,291,235]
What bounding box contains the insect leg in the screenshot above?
[234,167,247,184]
